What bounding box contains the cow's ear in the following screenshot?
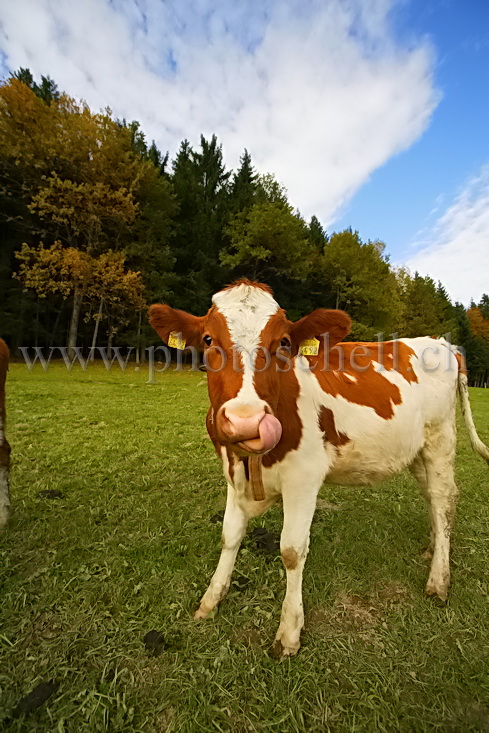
[290,309,351,350]
[148,304,205,348]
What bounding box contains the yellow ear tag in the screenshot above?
[168,331,186,350]
[299,338,320,356]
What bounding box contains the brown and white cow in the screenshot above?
[0,338,11,528]
[149,279,489,657]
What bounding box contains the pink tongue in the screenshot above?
[243,414,282,453]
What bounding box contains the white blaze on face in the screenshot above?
[212,284,279,408]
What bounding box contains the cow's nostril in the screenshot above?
[221,409,236,434]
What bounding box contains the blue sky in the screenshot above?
[335,1,489,265]
[1,0,488,304]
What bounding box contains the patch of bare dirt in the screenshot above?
[307,593,379,632]
[444,703,489,733]
[307,608,331,628]
[155,706,176,732]
[315,499,342,511]
[307,583,411,645]
[307,596,383,647]
[335,592,380,627]
[21,611,65,645]
[376,581,412,607]
[233,628,263,648]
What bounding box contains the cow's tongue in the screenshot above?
[241,414,282,453]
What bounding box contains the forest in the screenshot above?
[0,70,488,385]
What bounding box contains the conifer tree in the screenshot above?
[229,149,257,213]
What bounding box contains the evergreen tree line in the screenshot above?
[0,70,488,385]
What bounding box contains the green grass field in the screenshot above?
[1,363,489,732]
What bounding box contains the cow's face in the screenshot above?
[149,280,350,456]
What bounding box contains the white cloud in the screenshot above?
[0,0,437,224]
[404,164,489,306]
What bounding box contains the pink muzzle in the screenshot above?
[222,410,282,454]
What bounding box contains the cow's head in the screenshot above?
[149,280,351,456]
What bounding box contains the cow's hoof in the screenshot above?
[0,506,9,529]
[425,582,448,603]
[269,639,300,659]
[193,607,209,620]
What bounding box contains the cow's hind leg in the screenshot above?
[194,484,249,619]
[0,436,10,529]
[419,423,458,601]
[410,454,434,558]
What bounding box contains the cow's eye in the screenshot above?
[280,337,291,349]
[203,335,212,347]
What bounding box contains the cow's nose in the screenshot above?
[222,409,266,441]
[218,407,282,454]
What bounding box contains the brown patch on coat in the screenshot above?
[260,366,302,468]
[258,309,291,354]
[203,307,236,352]
[455,350,468,376]
[318,406,350,447]
[206,407,221,458]
[225,446,235,482]
[203,308,247,437]
[311,341,418,420]
[281,547,299,570]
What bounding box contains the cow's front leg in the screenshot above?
[194,483,249,619]
[272,479,320,658]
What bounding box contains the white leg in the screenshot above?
[272,477,321,657]
[0,437,10,529]
[410,453,435,558]
[421,425,458,601]
[194,483,249,619]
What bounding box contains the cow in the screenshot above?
[0,338,11,528]
[149,279,489,657]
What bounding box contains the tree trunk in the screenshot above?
[49,301,63,348]
[90,298,104,361]
[107,323,114,360]
[68,286,83,361]
[34,296,40,347]
[136,310,142,365]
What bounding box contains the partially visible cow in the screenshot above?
[149,280,489,657]
[0,338,11,528]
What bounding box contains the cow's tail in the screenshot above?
[456,352,489,465]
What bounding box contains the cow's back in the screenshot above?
[296,337,459,486]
